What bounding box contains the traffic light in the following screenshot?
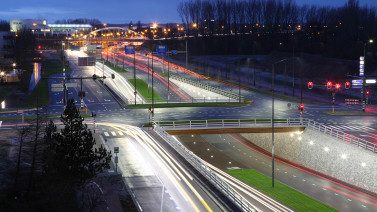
[61,80,65,86]
[299,104,304,112]
[38,45,41,50]
[92,74,97,80]
[111,73,115,79]
[335,83,341,89]
[366,91,370,95]
[326,82,332,89]
[308,81,313,89]
[345,82,350,89]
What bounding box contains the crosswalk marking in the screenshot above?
[103,131,125,137]
[328,125,375,132]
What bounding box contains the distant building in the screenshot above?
[10,19,92,37]
[0,31,14,66]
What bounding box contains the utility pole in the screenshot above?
[134,49,136,105]
[271,64,275,188]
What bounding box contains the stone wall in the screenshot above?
[241,128,377,193]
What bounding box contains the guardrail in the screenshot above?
[157,118,304,129]
[154,125,257,212]
[157,118,377,154]
[171,75,241,100]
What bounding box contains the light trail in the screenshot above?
[100,123,213,212]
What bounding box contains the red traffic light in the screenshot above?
[308,81,313,89]
[327,82,332,89]
[345,82,350,89]
[335,83,341,89]
[300,104,304,111]
[366,91,370,95]
[38,45,41,49]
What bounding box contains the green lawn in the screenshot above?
[105,61,128,73]
[23,79,49,108]
[128,79,163,102]
[43,60,71,76]
[226,169,337,212]
[22,60,71,108]
[0,87,13,102]
[127,101,248,109]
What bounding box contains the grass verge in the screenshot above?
[23,60,71,108]
[105,61,128,73]
[0,114,90,121]
[128,101,248,109]
[226,169,337,212]
[128,79,163,102]
[23,79,49,108]
[323,111,377,116]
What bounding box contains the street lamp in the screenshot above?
[271,57,300,188]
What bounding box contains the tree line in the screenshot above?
[177,0,377,59]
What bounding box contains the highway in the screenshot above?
[2,48,377,211]
[94,123,238,212]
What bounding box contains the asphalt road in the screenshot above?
[176,133,377,212]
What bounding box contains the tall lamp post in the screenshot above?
[271,57,300,187]
[362,39,374,111]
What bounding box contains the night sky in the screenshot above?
[1,0,377,24]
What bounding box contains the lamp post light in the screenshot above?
[271,57,300,187]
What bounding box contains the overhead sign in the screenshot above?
[86,45,97,51]
[157,45,167,55]
[366,79,376,84]
[51,87,64,92]
[65,83,77,88]
[114,147,119,153]
[51,83,63,88]
[360,56,364,76]
[125,45,135,54]
[171,50,178,55]
[78,57,96,66]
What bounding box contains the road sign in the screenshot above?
[157,45,167,55]
[65,83,77,88]
[78,57,96,66]
[366,79,376,84]
[115,156,118,163]
[125,45,135,54]
[114,147,119,153]
[352,79,363,86]
[134,92,137,95]
[51,87,64,92]
[171,50,178,55]
[51,83,63,88]
[86,45,97,51]
[345,99,359,105]
[140,50,146,55]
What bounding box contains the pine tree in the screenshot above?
[49,99,111,186]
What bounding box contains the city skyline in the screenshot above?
[1,0,377,24]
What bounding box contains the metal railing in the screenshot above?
[171,75,241,100]
[157,118,304,129]
[157,118,377,154]
[154,125,257,212]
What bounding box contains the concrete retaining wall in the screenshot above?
[241,128,377,193]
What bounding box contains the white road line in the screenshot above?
[118,131,124,136]
[104,132,110,137]
[111,131,116,136]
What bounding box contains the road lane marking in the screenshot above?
[104,132,109,137]
[111,131,116,136]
